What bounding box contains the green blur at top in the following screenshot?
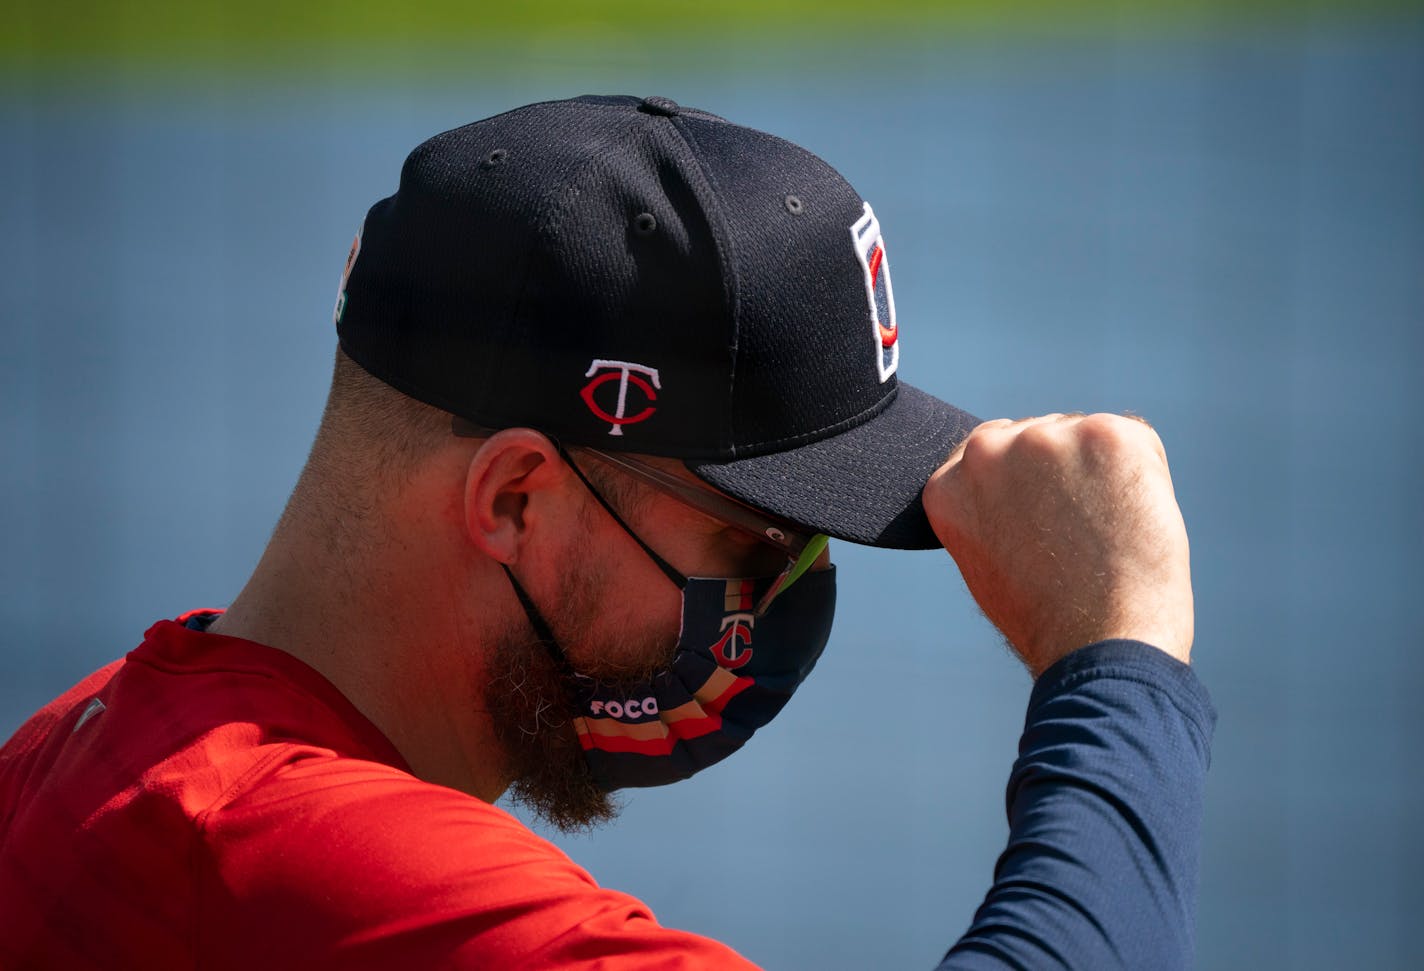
[6,0,1416,73]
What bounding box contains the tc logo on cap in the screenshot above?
[851,203,899,383]
[580,359,662,436]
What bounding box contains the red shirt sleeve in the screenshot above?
[197,753,760,970]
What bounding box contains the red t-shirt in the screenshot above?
[0,615,757,969]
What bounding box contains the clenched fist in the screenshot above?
[923,413,1193,678]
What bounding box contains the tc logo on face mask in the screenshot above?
[710,612,755,669]
[588,697,660,721]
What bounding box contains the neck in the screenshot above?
[209,480,510,803]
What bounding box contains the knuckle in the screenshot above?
[1014,418,1064,456]
[960,422,1013,467]
[972,417,1016,435]
[1078,411,1123,435]
[1076,412,1167,463]
[1078,412,1136,444]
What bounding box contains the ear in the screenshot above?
[463,429,570,565]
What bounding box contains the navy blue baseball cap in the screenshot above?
[335,94,979,549]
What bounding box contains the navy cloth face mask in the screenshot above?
[503,450,837,791]
[573,566,835,790]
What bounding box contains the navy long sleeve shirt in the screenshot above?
[939,640,1217,970]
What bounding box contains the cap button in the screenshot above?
[639,96,681,117]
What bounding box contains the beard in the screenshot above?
[484,551,678,834]
[483,631,617,833]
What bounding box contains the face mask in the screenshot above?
[502,452,837,792]
[572,565,835,789]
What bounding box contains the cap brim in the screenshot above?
[687,384,980,550]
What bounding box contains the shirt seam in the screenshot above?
[189,744,307,967]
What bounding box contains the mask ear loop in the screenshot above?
[500,563,582,683]
[556,443,688,591]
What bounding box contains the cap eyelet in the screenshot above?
[634,212,657,235]
[784,194,804,215]
[481,148,509,170]
[765,526,786,543]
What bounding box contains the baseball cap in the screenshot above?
[335,94,979,549]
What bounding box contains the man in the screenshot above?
[0,95,1213,968]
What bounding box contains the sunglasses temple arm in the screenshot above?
[754,534,830,617]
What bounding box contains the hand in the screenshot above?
[922,414,1193,678]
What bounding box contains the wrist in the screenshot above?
[1026,623,1192,680]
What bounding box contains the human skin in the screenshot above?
[922,413,1194,677]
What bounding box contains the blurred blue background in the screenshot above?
[3,5,1422,968]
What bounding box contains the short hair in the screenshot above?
[294,346,646,531]
[277,348,452,550]
[316,347,454,477]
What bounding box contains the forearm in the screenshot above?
[938,640,1217,970]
